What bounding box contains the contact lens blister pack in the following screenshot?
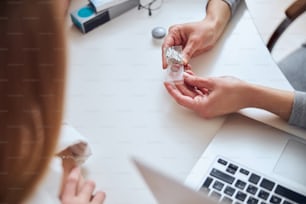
[165,46,184,83]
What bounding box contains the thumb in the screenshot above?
[182,38,198,65]
[184,73,214,90]
[62,167,81,198]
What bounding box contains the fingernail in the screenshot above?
[183,58,188,65]
[183,72,190,77]
[164,82,170,87]
[164,82,175,88]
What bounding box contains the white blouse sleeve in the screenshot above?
[56,123,92,165]
[24,124,92,204]
[24,158,63,204]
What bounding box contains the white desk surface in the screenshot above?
[65,1,306,203]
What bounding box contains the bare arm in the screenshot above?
[246,84,294,121]
[205,0,232,44]
[164,72,294,121]
[162,0,232,68]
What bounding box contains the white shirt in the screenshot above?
[25,124,92,204]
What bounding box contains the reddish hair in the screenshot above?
[0,0,66,203]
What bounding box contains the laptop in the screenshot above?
[133,158,217,204]
[134,113,306,204]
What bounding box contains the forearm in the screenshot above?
[244,84,294,121]
[204,0,232,43]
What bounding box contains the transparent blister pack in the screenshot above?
[165,63,184,83]
[165,46,184,83]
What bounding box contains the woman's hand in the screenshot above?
[164,72,249,118]
[61,167,106,204]
[162,20,217,68]
[161,0,232,69]
[164,71,294,121]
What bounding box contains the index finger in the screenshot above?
[162,35,175,69]
[162,26,184,69]
[164,82,197,110]
[62,167,81,199]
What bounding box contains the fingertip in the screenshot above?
[184,63,192,71]
[163,82,171,90]
[98,191,106,199]
[162,46,169,69]
[182,45,194,64]
[69,167,81,180]
[182,57,188,66]
[183,72,190,76]
[92,191,106,203]
[85,180,96,188]
[164,81,175,88]
[183,71,193,79]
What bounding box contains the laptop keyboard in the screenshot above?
[199,157,306,204]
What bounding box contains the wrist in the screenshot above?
[244,83,294,120]
[236,81,254,109]
[244,83,261,108]
[205,0,231,39]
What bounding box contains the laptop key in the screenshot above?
[210,191,222,202]
[224,186,235,196]
[202,177,213,189]
[239,168,249,176]
[260,178,275,191]
[218,158,228,166]
[221,196,233,204]
[246,184,258,195]
[213,180,224,191]
[283,200,293,204]
[235,191,247,202]
[199,187,210,194]
[235,179,246,190]
[226,163,238,174]
[249,173,261,185]
[210,168,235,185]
[208,157,306,204]
[247,196,258,204]
[270,195,282,204]
[258,189,269,200]
[275,184,306,204]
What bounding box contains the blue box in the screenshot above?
[70,0,139,33]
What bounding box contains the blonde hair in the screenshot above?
[0,1,66,203]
